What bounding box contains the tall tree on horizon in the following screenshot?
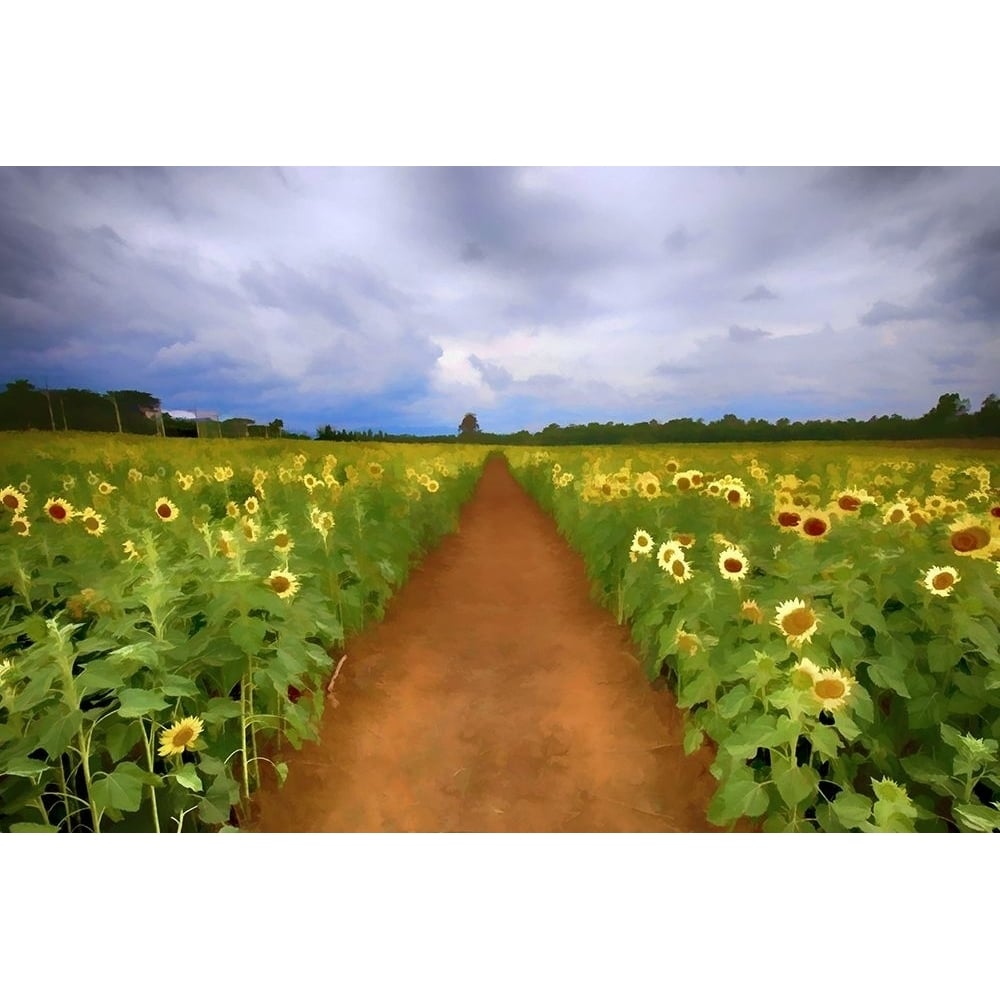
[458,412,481,437]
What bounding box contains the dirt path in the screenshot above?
[248,456,727,832]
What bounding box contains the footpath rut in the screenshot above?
[249,456,725,832]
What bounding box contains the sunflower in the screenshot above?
[790,656,822,689]
[920,565,961,596]
[798,510,831,541]
[774,508,802,530]
[157,716,204,757]
[154,497,179,522]
[214,465,234,482]
[674,532,696,549]
[882,501,910,525]
[243,496,260,515]
[740,600,764,625]
[79,507,106,537]
[657,542,681,571]
[635,472,661,499]
[809,667,855,713]
[774,598,819,646]
[368,462,384,478]
[666,553,693,583]
[128,468,143,483]
[44,497,75,524]
[725,484,750,508]
[947,515,994,559]
[832,486,874,513]
[664,459,680,475]
[10,515,30,536]
[676,629,701,657]
[98,481,117,495]
[266,568,301,600]
[718,546,749,582]
[217,532,237,559]
[302,473,320,493]
[672,471,693,492]
[241,517,260,542]
[252,468,268,489]
[177,474,195,492]
[426,480,440,493]
[630,528,654,556]
[0,485,28,515]
[271,528,294,554]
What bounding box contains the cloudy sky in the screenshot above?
[1,166,998,435]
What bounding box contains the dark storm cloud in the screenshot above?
[728,325,772,342]
[741,284,778,302]
[2,166,998,434]
[468,354,513,390]
[662,225,693,253]
[859,300,929,325]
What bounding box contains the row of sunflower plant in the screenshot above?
[0,433,488,832]
[505,442,1000,832]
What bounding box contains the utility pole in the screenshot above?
[42,380,56,431]
[59,394,68,431]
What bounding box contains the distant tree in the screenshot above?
[458,412,481,437]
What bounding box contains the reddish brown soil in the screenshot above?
[248,456,729,832]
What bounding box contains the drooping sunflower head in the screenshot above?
[267,568,301,600]
[810,667,855,712]
[676,629,701,657]
[656,542,680,571]
[774,598,819,646]
[154,497,179,522]
[790,656,822,690]
[44,497,75,524]
[718,546,749,582]
[740,599,764,625]
[157,716,204,757]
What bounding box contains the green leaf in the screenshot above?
[900,755,956,796]
[716,683,753,720]
[683,725,705,756]
[676,667,716,709]
[723,714,781,758]
[92,763,147,814]
[9,822,60,833]
[953,803,1000,833]
[831,791,872,827]
[103,720,139,763]
[1,757,50,778]
[832,712,861,741]
[773,715,801,750]
[200,697,243,724]
[35,705,84,757]
[849,683,874,723]
[76,660,128,694]
[867,658,910,697]
[831,632,864,666]
[926,638,962,674]
[230,616,267,655]
[774,764,820,808]
[159,674,199,698]
[709,771,770,824]
[172,762,203,792]
[807,724,841,758]
[117,688,169,718]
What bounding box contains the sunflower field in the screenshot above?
[509,443,1000,832]
[0,433,488,832]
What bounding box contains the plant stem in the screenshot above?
[240,670,251,802]
[139,719,161,834]
[77,732,100,833]
[58,756,73,832]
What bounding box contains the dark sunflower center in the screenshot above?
[14,520,28,534]
[275,533,289,547]
[782,608,815,635]
[951,527,988,552]
[814,678,845,700]
[677,478,691,491]
[838,495,861,511]
[85,517,100,531]
[171,725,194,747]
[778,511,800,527]
[724,558,742,573]
[672,560,685,577]
[889,508,905,523]
[157,504,172,519]
[271,575,291,593]
[932,572,955,590]
[2,494,17,509]
[50,504,67,520]
[803,517,827,536]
